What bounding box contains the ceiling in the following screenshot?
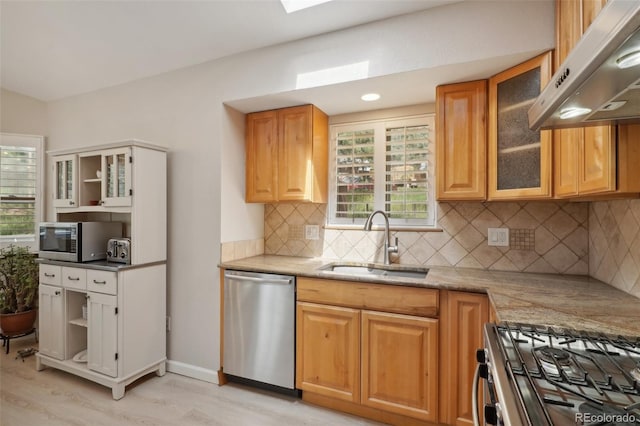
[0,0,460,103]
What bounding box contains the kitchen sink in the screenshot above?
[318,263,429,279]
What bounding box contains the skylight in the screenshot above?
[280,0,333,14]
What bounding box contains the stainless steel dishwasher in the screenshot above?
[223,270,296,390]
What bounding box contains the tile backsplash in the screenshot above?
[589,199,640,298]
[264,201,589,275]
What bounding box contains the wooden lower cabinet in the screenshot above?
[296,277,440,425]
[439,291,489,426]
[296,302,360,403]
[362,311,438,422]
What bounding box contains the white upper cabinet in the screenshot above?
[52,154,77,208]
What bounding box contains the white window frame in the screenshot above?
[0,133,44,252]
[328,114,436,228]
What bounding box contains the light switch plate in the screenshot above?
[305,225,320,240]
[488,228,509,247]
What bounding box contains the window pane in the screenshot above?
[335,128,375,220]
[384,125,430,220]
[1,145,37,239]
[329,116,434,227]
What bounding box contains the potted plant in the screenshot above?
[0,245,39,335]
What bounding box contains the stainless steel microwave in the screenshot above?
[39,222,123,262]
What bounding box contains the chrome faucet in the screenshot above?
[363,210,398,265]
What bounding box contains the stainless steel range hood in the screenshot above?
[528,0,640,130]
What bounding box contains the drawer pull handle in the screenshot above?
[44,273,56,277]
[93,280,107,285]
[68,276,80,281]
[55,290,61,296]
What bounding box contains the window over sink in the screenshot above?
[328,114,435,227]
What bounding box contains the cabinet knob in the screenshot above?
[55,290,61,296]
[69,201,75,205]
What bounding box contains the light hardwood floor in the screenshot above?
[1,336,382,426]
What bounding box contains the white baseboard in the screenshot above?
[166,360,219,384]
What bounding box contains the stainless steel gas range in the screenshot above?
[477,323,640,425]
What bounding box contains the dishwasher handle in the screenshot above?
[224,273,292,285]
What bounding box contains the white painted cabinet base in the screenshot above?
[36,354,166,400]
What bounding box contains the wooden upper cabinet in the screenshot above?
[552,0,640,198]
[246,104,328,203]
[488,51,553,200]
[578,126,616,194]
[436,80,487,201]
[246,110,278,203]
[616,124,640,194]
[582,0,608,29]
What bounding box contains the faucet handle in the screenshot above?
[389,236,399,254]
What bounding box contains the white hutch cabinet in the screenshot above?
[37,140,167,400]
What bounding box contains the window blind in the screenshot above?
[384,125,430,220]
[0,145,37,238]
[335,128,375,220]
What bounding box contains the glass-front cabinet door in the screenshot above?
[488,51,553,200]
[101,148,132,207]
[53,154,77,208]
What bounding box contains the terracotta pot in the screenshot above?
[0,310,37,336]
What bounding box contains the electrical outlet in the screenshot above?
[166,316,171,332]
[488,228,509,247]
[305,225,319,240]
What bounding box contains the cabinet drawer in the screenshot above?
[297,277,439,317]
[39,264,61,286]
[87,270,117,295]
[62,267,87,291]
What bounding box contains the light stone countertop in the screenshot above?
[220,254,640,337]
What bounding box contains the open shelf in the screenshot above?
[69,318,88,328]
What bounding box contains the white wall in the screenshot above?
[39,0,554,379]
[0,88,48,135]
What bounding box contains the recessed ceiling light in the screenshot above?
[361,93,381,102]
[616,49,640,69]
[280,0,333,13]
[559,107,592,120]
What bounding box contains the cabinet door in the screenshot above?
[87,292,118,377]
[488,52,552,200]
[53,154,77,208]
[361,310,438,423]
[553,133,580,197]
[296,302,360,402]
[246,110,278,202]
[578,127,616,194]
[436,81,487,201]
[554,0,616,198]
[278,105,313,202]
[38,284,65,360]
[439,291,489,426]
[101,148,132,207]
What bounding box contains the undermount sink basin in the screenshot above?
[318,263,429,280]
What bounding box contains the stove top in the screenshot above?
[486,323,640,425]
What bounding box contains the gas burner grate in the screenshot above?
[495,323,640,425]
